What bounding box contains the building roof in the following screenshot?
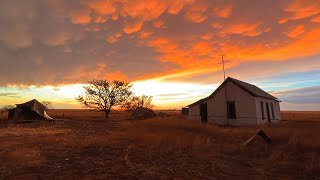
[187,77,278,107]
[16,99,46,110]
[16,99,47,117]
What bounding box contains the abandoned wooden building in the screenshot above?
[183,77,281,126]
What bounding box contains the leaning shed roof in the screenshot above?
[188,77,278,107]
[16,99,45,109]
[16,99,46,116]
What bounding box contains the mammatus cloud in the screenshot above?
[0,0,319,88]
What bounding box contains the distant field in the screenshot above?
[281,111,320,121]
[2,109,319,122]
[1,110,320,179]
[46,109,180,121]
[46,109,320,122]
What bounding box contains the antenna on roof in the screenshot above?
[218,54,229,81]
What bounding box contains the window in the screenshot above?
[260,102,265,120]
[271,103,275,119]
[227,101,236,119]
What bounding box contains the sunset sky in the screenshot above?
[0,0,320,110]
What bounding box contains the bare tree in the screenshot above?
[122,95,154,111]
[42,101,53,110]
[76,80,133,119]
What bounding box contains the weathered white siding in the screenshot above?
[188,81,258,126]
[255,97,281,124]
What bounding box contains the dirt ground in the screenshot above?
[1,110,320,179]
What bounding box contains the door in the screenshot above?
[200,103,208,122]
[266,102,271,122]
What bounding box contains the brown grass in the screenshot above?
[1,110,320,179]
[281,111,320,121]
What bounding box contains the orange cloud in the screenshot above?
[271,28,320,59]
[148,37,177,53]
[120,0,168,21]
[219,27,320,61]
[72,62,128,82]
[311,15,320,23]
[95,16,107,23]
[192,41,213,56]
[106,32,122,43]
[123,21,143,34]
[213,5,233,18]
[278,18,288,24]
[153,20,165,28]
[104,71,128,81]
[282,0,320,20]
[82,0,116,15]
[139,31,153,39]
[184,2,208,23]
[200,33,213,40]
[111,13,119,21]
[167,0,190,14]
[41,32,70,46]
[2,0,320,88]
[219,22,269,37]
[70,14,91,25]
[106,36,117,43]
[285,25,305,38]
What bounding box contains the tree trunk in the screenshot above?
[104,109,110,120]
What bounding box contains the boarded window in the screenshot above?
[271,103,275,119]
[260,102,265,120]
[227,101,236,119]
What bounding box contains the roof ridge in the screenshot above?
[187,77,277,107]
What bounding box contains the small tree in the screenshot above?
[42,101,53,110]
[76,80,133,119]
[122,95,154,111]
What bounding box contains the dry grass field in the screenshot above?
[1,110,320,179]
[281,111,320,121]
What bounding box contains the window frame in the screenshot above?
[227,101,237,119]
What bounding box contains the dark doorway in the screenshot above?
[200,103,208,122]
[227,101,236,119]
[266,102,271,122]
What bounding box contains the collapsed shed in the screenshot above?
[8,99,53,122]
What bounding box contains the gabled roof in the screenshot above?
[188,77,278,107]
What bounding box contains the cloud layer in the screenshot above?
[0,0,319,90]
